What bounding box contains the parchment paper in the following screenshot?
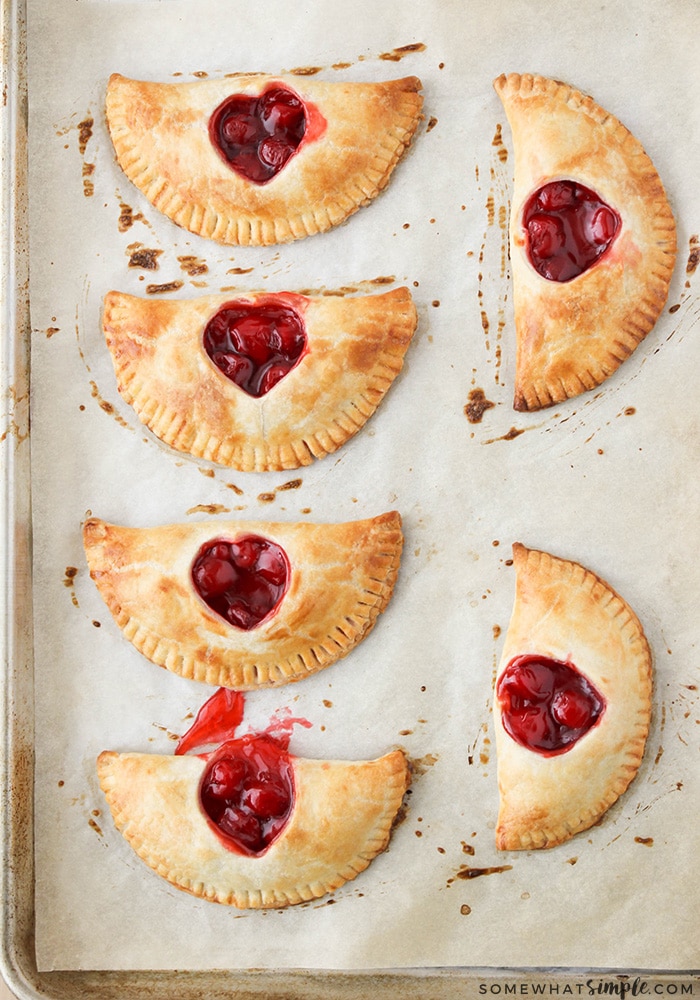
[27,0,700,973]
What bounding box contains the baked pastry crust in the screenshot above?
[102,287,417,472]
[97,747,409,907]
[83,512,403,689]
[494,543,652,850]
[105,73,423,246]
[494,72,677,411]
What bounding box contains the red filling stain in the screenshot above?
[497,654,605,755]
[523,180,620,282]
[191,535,289,630]
[209,84,325,184]
[203,299,307,397]
[176,687,311,857]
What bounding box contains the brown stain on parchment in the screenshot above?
[491,122,508,162]
[379,42,426,61]
[63,566,79,608]
[464,388,495,424]
[128,244,163,270]
[186,504,231,516]
[89,381,130,429]
[146,281,184,295]
[473,125,510,397]
[256,479,303,505]
[447,864,512,885]
[70,114,96,197]
[289,66,324,76]
[118,203,145,232]
[178,255,209,278]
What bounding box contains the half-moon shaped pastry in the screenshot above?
[83,512,403,689]
[97,746,410,907]
[494,543,652,850]
[494,72,676,411]
[102,286,417,472]
[105,72,423,245]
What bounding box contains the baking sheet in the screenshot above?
[25,0,700,975]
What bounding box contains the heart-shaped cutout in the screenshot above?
[497,654,605,755]
[522,180,620,282]
[191,535,290,630]
[200,735,294,856]
[203,299,307,397]
[209,85,307,184]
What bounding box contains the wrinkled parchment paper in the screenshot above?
[27,0,700,973]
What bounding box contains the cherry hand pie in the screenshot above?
[494,543,652,850]
[494,72,676,411]
[97,745,409,907]
[105,73,423,245]
[82,511,403,689]
[102,286,417,472]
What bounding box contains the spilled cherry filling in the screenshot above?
[209,86,307,184]
[191,535,289,630]
[203,299,307,398]
[497,654,605,755]
[522,180,621,282]
[200,734,294,856]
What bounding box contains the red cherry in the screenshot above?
[552,688,593,729]
[205,757,248,801]
[193,555,238,597]
[258,136,294,170]
[241,781,291,819]
[538,181,576,212]
[230,538,259,570]
[589,205,618,245]
[221,113,260,148]
[261,89,305,139]
[218,806,263,851]
[527,214,564,259]
[258,362,291,395]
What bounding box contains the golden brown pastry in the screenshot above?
[105,72,423,245]
[97,745,410,907]
[83,512,403,689]
[494,73,676,411]
[494,543,652,850]
[102,287,417,472]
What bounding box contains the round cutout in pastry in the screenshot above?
[102,286,417,472]
[494,543,652,850]
[97,746,410,908]
[494,72,676,411]
[82,512,403,689]
[105,73,423,246]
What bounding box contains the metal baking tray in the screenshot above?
[1,0,697,995]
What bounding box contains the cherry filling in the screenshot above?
[191,535,289,630]
[522,180,621,282]
[200,735,294,855]
[497,654,605,755]
[209,86,307,184]
[203,299,307,398]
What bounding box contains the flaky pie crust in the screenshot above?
[494,543,652,851]
[102,287,417,472]
[494,72,676,411]
[97,747,410,908]
[83,512,403,689]
[105,73,423,246]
